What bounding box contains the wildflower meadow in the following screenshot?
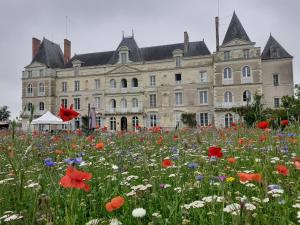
[0,123,300,224]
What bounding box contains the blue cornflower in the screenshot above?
[195,175,204,181]
[187,162,198,169]
[65,156,83,165]
[171,154,179,161]
[170,146,178,154]
[44,158,56,167]
[268,184,282,190]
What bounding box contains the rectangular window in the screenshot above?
[200,71,208,83]
[199,113,209,126]
[175,56,181,68]
[199,91,208,105]
[175,92,183,106]
[28,71,32,78]
[150,75,156,87]
[95,97,101,109]
[175,112,182,128]
[224,51,230,60]
[149,94,156,108]
[273,74,279,86]
[74,98,80,110]
[243,49,250,59]
[95,79,100,89]
[121,53,127,64]
[274,98,280,108]
[96,116,102,127]
[75,117,80,129]
[62,82,67,92]
[150,114,157,127]
[61,98,68,108]
[74,80,80,91]
[175,73,181,85]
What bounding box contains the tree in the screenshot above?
[0,105,10,121]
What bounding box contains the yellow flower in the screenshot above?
[226,177,235,182]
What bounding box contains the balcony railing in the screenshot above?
[215,101,251,108]
[105,107,143,114]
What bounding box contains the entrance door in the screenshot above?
[121,117,127,131]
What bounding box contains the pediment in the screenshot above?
[107,65,140,74]
[222,38,254,47]
[25,61,46,69]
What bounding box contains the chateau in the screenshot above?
[21,12,294,131]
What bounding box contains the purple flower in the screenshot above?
[65,157,83,165]
[44,158,56,167]
[195,175,204,181]
[216,175,226,182]
[187,162,198,169]
[160,184,166,189]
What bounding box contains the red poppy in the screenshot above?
[101,126,108,132]
[60,166,92,192]
[96,142,105,150]
[230,122,237,130]
[105,196,125,212]
[157,136,163,145]
[280,120,289,126]
[162,159,173,168]
[173,135,179,141]
[277,165,289,176]
[257,121,269,129]
[58,104,79,122]
[238,173,262,183]
[227,157,237,164]
[208,146,223,158]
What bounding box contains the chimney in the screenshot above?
[184,31,189,54]
[32,37,41,59]
[64,39,71,64]
[215,17,220,52]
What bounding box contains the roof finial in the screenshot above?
[122,31,124,39]
[132,29,134,38]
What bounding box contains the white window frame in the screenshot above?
[27,83,33,96]
[243,49,250,59]
[198,112,209,126]
[149,113,158,127]
[39,102,45,111]
[199,71,208,83]
[38,82,45,95]
[224,113,233,128]
[120,99,127,112]
[224,51,230,60]
[223,67,233,85]
[74,98,80,110]
[74,80,80,92]
[274,97,280,108]
[175,92,183,106]
[110,99,116,112]
[224,91,233,103]
[150,75,156,87]
[132,116,139,131]
[95,79,100,89]
[273,74,279,86]
[110,79,116,89]
[110,117,116,130]
[95,97,101,109]
[132,98,138,109]
[199,90,208,105]
[175,56,181,68]
[149,94,157,108]
[174,112,182,128]
[242,90,251,102]
[121,52,127,64]
[61,98,68,108]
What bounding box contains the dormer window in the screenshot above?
[118,46,129,64]
[72,59,82,75]
[270,46,279,58]
[175,56,181,68]
[172,49,183,68]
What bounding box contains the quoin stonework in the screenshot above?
[21,12,294,131]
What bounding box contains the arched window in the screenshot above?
[242,66,251,78]
[121,79,127,88]
[243,90,251,102]
[132,78,138,87]
[39,102,45,111]
[132,116,139,130]
[120,99,127,111]
[110,99,116,112]
[27,83,33,94]
[110,79,116,88]
[132,98,138,108]
[223,68,232,79]
[224,113,233,128]
[110,117,116,131]
[39,82,45,94]
[27,103,33,111]
[224,91,233,103]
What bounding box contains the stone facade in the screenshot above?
[21,12,294,131]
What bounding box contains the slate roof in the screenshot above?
[108,37,143,64]
[261,35,292,60]
[64,37,211,68]
[222,12,251,45]
[31,38,64,68]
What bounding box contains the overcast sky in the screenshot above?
[0,0,299,119]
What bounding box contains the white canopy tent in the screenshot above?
[31,111,66,131]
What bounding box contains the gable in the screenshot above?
[221,38,253,48]
[107,65,141,74]
[25,61,46,69]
